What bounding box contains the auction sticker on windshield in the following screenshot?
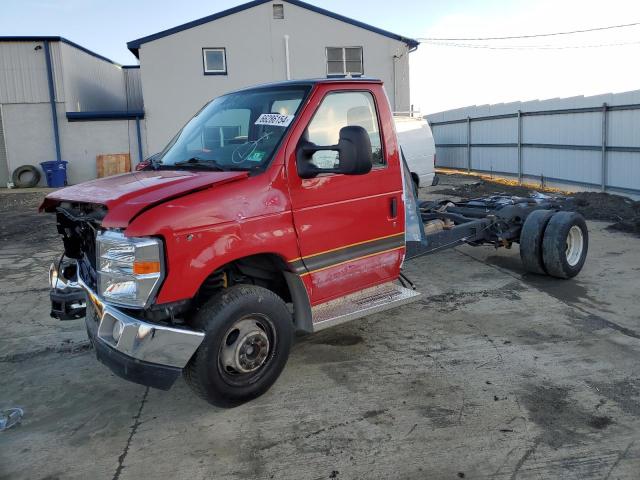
[255,113,294,127]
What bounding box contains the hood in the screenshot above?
[41,170,248,228]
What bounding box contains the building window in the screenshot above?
[273,4,284,19]
[326,47,363,76]
[202,48,227,75]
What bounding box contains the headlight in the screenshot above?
[96,230,163,308]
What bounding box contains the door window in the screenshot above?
[305,91,384,170]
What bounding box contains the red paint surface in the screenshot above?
[285,82,404,304]
[43,80,404,306]
[41,170,248,228]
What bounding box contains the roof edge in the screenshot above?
[0,36,123,66]
[126,0,419,58]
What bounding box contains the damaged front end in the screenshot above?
[48,202,106,320]
[46,200,204,390]
[49,259,86,320]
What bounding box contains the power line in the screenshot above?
[427,40,640,50]
[418,21,640,41]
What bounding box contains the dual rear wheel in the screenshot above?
[520,210,588,279]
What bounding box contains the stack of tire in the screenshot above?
[520,210,588,279]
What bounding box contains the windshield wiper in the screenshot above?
[171,158,225,171]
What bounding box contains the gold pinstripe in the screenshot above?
[287,231,405,264]
[298,246,405,277]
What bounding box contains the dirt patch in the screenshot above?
[432,173,640,235]
[0,191,56,242]
[520,383,615,448]
[311,334,364,347]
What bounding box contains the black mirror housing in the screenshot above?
[336,126,373,175]
[296,126,373,179]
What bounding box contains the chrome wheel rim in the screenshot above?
[565,225,584,267]
[219,315,273,376]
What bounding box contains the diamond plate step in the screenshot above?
[311,282,421,331]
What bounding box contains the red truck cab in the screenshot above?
[43,79,418,406]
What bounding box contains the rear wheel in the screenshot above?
[184,285,293,407]
[542,211,588,279]
[519,209,555,275]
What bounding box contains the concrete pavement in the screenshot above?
[1,192,639,479]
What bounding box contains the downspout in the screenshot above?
[392,54,398,112]
[43,40,62,162]
[284,35,291,80]
[136,116,143,162]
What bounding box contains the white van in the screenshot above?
[394,116,437,190]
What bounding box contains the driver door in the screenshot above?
[286,84,405,305]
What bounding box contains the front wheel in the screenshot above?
[184,285,293,407]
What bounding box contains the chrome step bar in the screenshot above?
[311,282,421,332]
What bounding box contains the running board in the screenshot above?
[311,282,421,332]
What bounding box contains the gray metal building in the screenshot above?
[127,0,418,154]
[427,90,640,197]
[0,37,147,186]
[1,1,417,185]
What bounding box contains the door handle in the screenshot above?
[389,197,397,218]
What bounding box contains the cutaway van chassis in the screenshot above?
[405,193,588,280]
[310,190,588,333]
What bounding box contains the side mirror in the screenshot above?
[297,126,373,179]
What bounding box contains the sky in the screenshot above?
[2,0,640,114]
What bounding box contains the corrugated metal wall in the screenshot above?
[0,106,9,185]
[0,41,64,104]
[124,68,144,111]
[0,39,146,185]
[427,90,640,196]
[59,41,127,112]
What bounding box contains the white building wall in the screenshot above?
[138,1,411,152]
[2,101,144,185]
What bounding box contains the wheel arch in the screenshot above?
[195,252,313,333]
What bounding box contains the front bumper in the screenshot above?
[80,278,204,390]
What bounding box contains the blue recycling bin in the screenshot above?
[40,161,68,188]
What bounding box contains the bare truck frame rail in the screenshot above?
[401,159,588,280]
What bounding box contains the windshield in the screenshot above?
[157,86,310,171]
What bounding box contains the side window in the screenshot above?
[306,91,384,169]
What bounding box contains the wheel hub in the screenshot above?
[220,317,271,374]
[565,225,584,267]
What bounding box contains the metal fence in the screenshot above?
[426,90,640,196]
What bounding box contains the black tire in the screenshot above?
[184,285,293,407]
[12,165,41,188]
[542,211,588,279]
[519,209,555,275]
[411,174,419,196]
